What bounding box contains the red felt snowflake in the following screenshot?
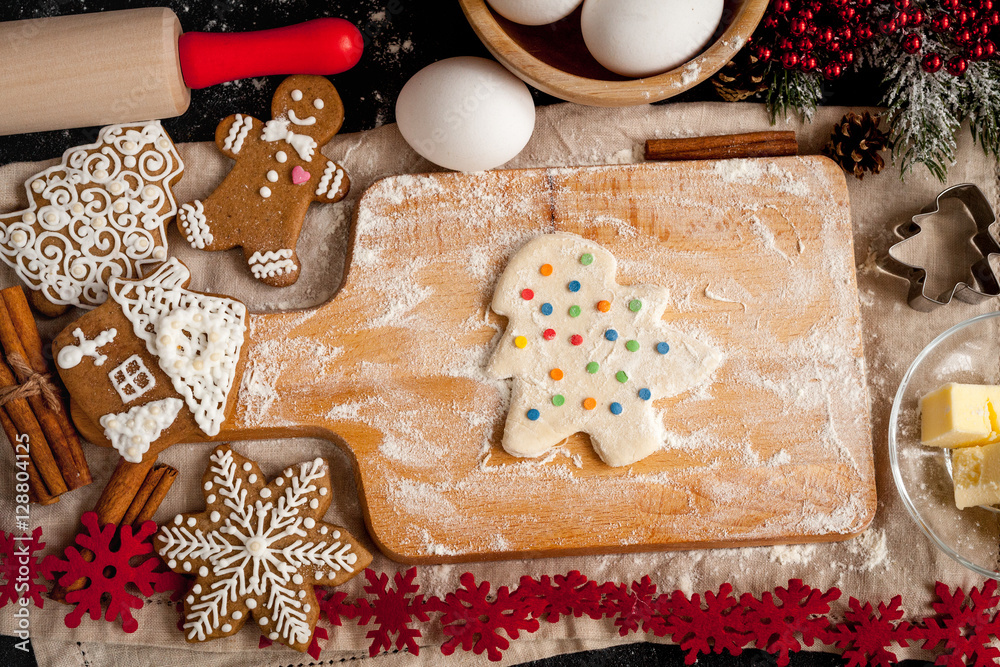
[40,512,170,633]
[825,595,912,667]
[912,580,1000,667]
[740,579,841,666]
[259,625,328,659]
[355,567,435,657]
[0,526,47,609]
[437,572,540,661]
[600,576,667,637]
[318,588,362,627]
[516,571,604,623]
[662,583,749,665]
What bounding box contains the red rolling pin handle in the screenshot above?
[178,18,364,89]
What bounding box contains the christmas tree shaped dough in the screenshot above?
[488,233,721,467]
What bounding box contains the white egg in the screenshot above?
[486,0,583,26]
[581,0,724,78]
[396,57,535,172]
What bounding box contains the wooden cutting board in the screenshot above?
[77,157,877,563]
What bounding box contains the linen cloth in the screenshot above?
[0,101,997,666]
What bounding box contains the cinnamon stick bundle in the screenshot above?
[51,459,178,601]
[0,286,91,502]
[644,131,798,162]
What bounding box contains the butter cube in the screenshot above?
[953,443,1000,509]
[920,383,1000,448]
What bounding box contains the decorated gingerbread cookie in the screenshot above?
[0,122,183,316]
[488,233,721,467]
[52,258,248,464]
[176,75,350,287]
[157,445,371,652]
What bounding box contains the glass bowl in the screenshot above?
[889,311,1000,579]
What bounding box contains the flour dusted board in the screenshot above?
[70,157,875,562]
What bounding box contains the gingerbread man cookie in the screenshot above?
[157,445,371,652]
[0,122,183,316]
[176,75,350,287]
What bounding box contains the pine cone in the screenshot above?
[823,112,892,180]
[711,50,768,102]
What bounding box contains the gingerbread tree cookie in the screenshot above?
[176,75,350,287]
[157,445,371,652]
[488,233,721,467]
[0,122,183,316]
[52,258,248,464]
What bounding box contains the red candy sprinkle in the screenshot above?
[543,329,556,340]
[521,289,534,300]
[570,334,583,346]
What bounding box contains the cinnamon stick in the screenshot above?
[0,296,88,491]
[0,406,55,505]
[644,131,798,162]
[1,287,91,487]
[0,356,67,497]
[121,464,177,526]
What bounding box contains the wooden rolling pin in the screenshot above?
[0,8,363,136]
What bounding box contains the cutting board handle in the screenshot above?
[178,18,364,89]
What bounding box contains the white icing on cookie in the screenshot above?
[247,249,296,279]
[315,161,345,198]
[108,353,156,403]
[109,259,247,436]
[261,119,317,161]
[0,122,182,309]
[57,327,117,369]
[290,89,303,101]
[487,232,721,467]
[100,397,183,463]
[287,110,316,126]
[178,200,214,249]
[222,114,254,155]
[155,448,359,649]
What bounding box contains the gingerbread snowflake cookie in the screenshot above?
[0,122,183,316]
[488,233,721,467]
[157,445,371,652]
[53,258,248,464]
[176,75,350,287]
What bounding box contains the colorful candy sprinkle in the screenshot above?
[569,305,581,317]
[527,409,540,421]
[580,253,594,266]
[540,264,553,276]
[638,388,651,401]
[610,402,623,415]
[550,368,564,381]
[586,361,600,374]
[616,371,628,383]
[514,336,527,349]
[625,340,639,352]
[521,288,534,300]
[541,303,553,316]
[543,328,556,340]
[597,300,611,312]
[629,299,642,312]
[570,335,583,346]
[552,394,565,406]
[583,397,597,410]
[605,329,618,341]
[568,280,581,293]
[657,342,670,354]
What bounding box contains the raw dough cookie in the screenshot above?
[0,122,183,316]
[157,445,372,652]
[488,232,721,466]
[53,258,248,463]
[176,75,350,287]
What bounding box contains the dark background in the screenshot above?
[0,1,900,665]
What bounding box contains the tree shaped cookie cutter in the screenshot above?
[883,183,1000,312]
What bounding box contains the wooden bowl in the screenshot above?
[458,0,769,107]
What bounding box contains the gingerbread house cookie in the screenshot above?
[176,75,350,287]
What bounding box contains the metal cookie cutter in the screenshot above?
[882,183,1000,312]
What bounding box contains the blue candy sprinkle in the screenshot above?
[638,388,651,401]
[610,402,623,415]
[527,409,540,421]
[605,329,618,341]
[656,342,670,355]
[540,303,553,316]
[568,280,581,292]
